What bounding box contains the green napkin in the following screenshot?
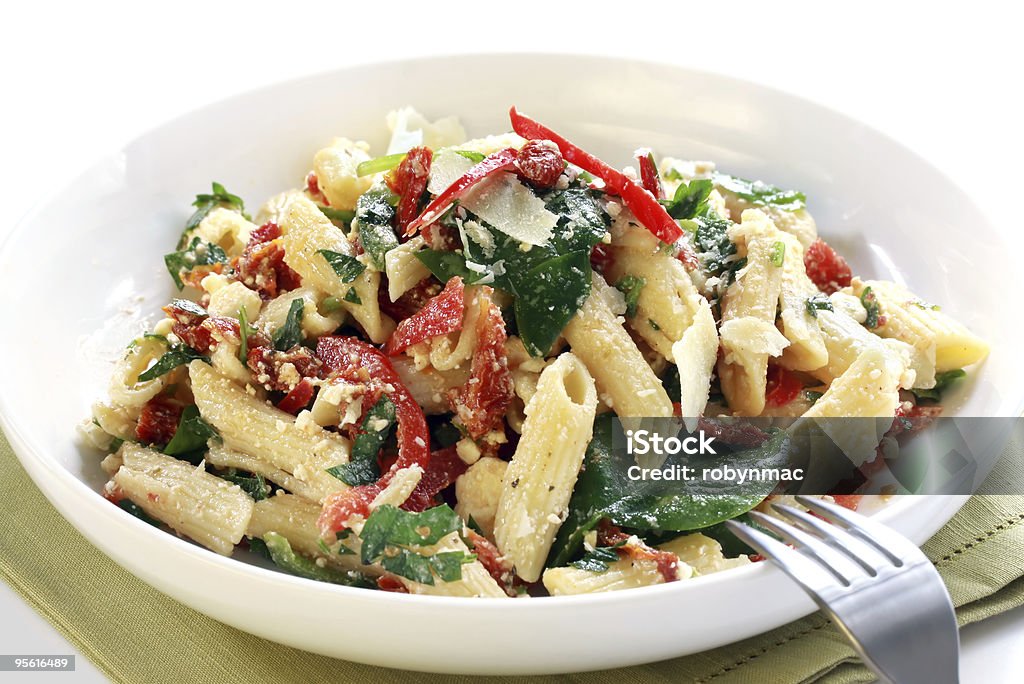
[2,430,1022,684]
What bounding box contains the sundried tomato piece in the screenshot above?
[306,173,328,205]
[384,276,465,355]
[447,289,514,440]
[401,446,468,513]
[247,345,322,392]
[635,149,663,199]
[389,146,433,233]
[135,395,183,446]
[465,529,515,595]
[590,243,614,274]
[377,277,443,323]
[765,365,803,407]
[515,140,564,189]
[830,495,863,511]
[804,238,852,294]
[249,221,282,245]
[376,575,409,593]
[596,521,679,583]
[318,483,383,536]
[238,222,302,299]
[276,377,316,415]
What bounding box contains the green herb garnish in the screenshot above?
[262,532,372,587]
[318,249,366,284]
[272,299,305,351]
[860,286,882,329]
[713,173,806,212]
[164,236,228,290]
[805,293,834,318]
[770,241,786,267]
[137,344,207,383]
[163,405,219,458]
[910,369,966,402]
[615,275,646,318]
[359,504,475,585]
[181,182,248,247]
[327,396,396,486]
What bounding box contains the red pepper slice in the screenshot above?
[404,148,519,236]
[383,276,465,355]
[765,365,803,407]
[509,107,683,244]
[315,336,431,534]
[389,146,433,234]
[401,445,468,513]
[635,149,663,199]
[276,377,315,415]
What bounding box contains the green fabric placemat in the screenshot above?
[2,429,1023,684]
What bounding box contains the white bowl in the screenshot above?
[0,54,1016,675]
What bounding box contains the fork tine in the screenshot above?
[724,519,844,595]
[772,504,893,574]
[795,496,918,566]
[747,511,866,585]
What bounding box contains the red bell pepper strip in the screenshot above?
[388,146,433,234]
[404,148,519,236]
[315,336,431,534]
[509,107,683,244]
[383,276,466,356]
[635,149,663,199]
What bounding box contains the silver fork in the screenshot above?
[725,495,959,684]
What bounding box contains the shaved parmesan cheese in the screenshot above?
[462,219,496,257]
[671,297,719,432]
[462,173,558,247]
[427,149,475,195]
[455,132,526,157]
[386,107,466,155]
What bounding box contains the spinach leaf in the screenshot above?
[163,404,219,459]
[343,288,362,305]
[262,532,373,587]
[238,306,253,364]
[117,499,162,527]
[181,182,248,247]
[911,369,966,402]
[359,504,475,585]
[713,173,806,212]
[164,236,228,290]
[219,470,268,501]
[326,396,396,486]
[509,251,592,357]
[353,185,399,270]
[860,286,882,329]
[548,415,789,567]
[805,293,834,318]
[689,210,744,283]
[318,205,355,224]
[415,249,488,284]
[660,178,713,220]
[318,249,366,284]
[571,544,623,573]
[272,299,305,351]
[137,344,207,383]
[614,275,646,318]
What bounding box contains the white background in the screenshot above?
[1,1,1022,681]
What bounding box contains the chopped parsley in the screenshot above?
[614,275,646,318]
[359,504,475,585]
[343,287,362,305]
[164,236,228,290]
[218,470,268,501]
[353,185,399,270]
[659,178,713,220]
[572,542,625,573]
[804,293,834,318]
[238,306,253,364]
[272,299,305,351]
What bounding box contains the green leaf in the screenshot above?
[320,296,344,313]
[343,288,362,305]
[326,396,395,486]
[182,182,248,247]
[318,249,366,284]
[318,205,356,224]
[805,293,834,318]
[804,390,824,404]
[511,251,592,357]
[164,236,228,290]
[356,152,407,177]
[453,150,486,164]
[219,470,268,501]
[238,306,252,364]
[548,415,789,567]
[262,532,373,587]
[163,404,219,457]
[415,249,488,284]
[770,241,786,267]
[272,299,305,351]
[860,286,882,329]
[713,173,806,212]
[659,179,713,220]
[614,275,646,318]
[353,185,399,270]
[911,369,966,402]
[571,544,622,573]
[690,210,743,282]
[117,499,162,527]
[359,504,473,585]
[137,345,207,383]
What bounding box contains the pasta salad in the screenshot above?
[81,107,989,597]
